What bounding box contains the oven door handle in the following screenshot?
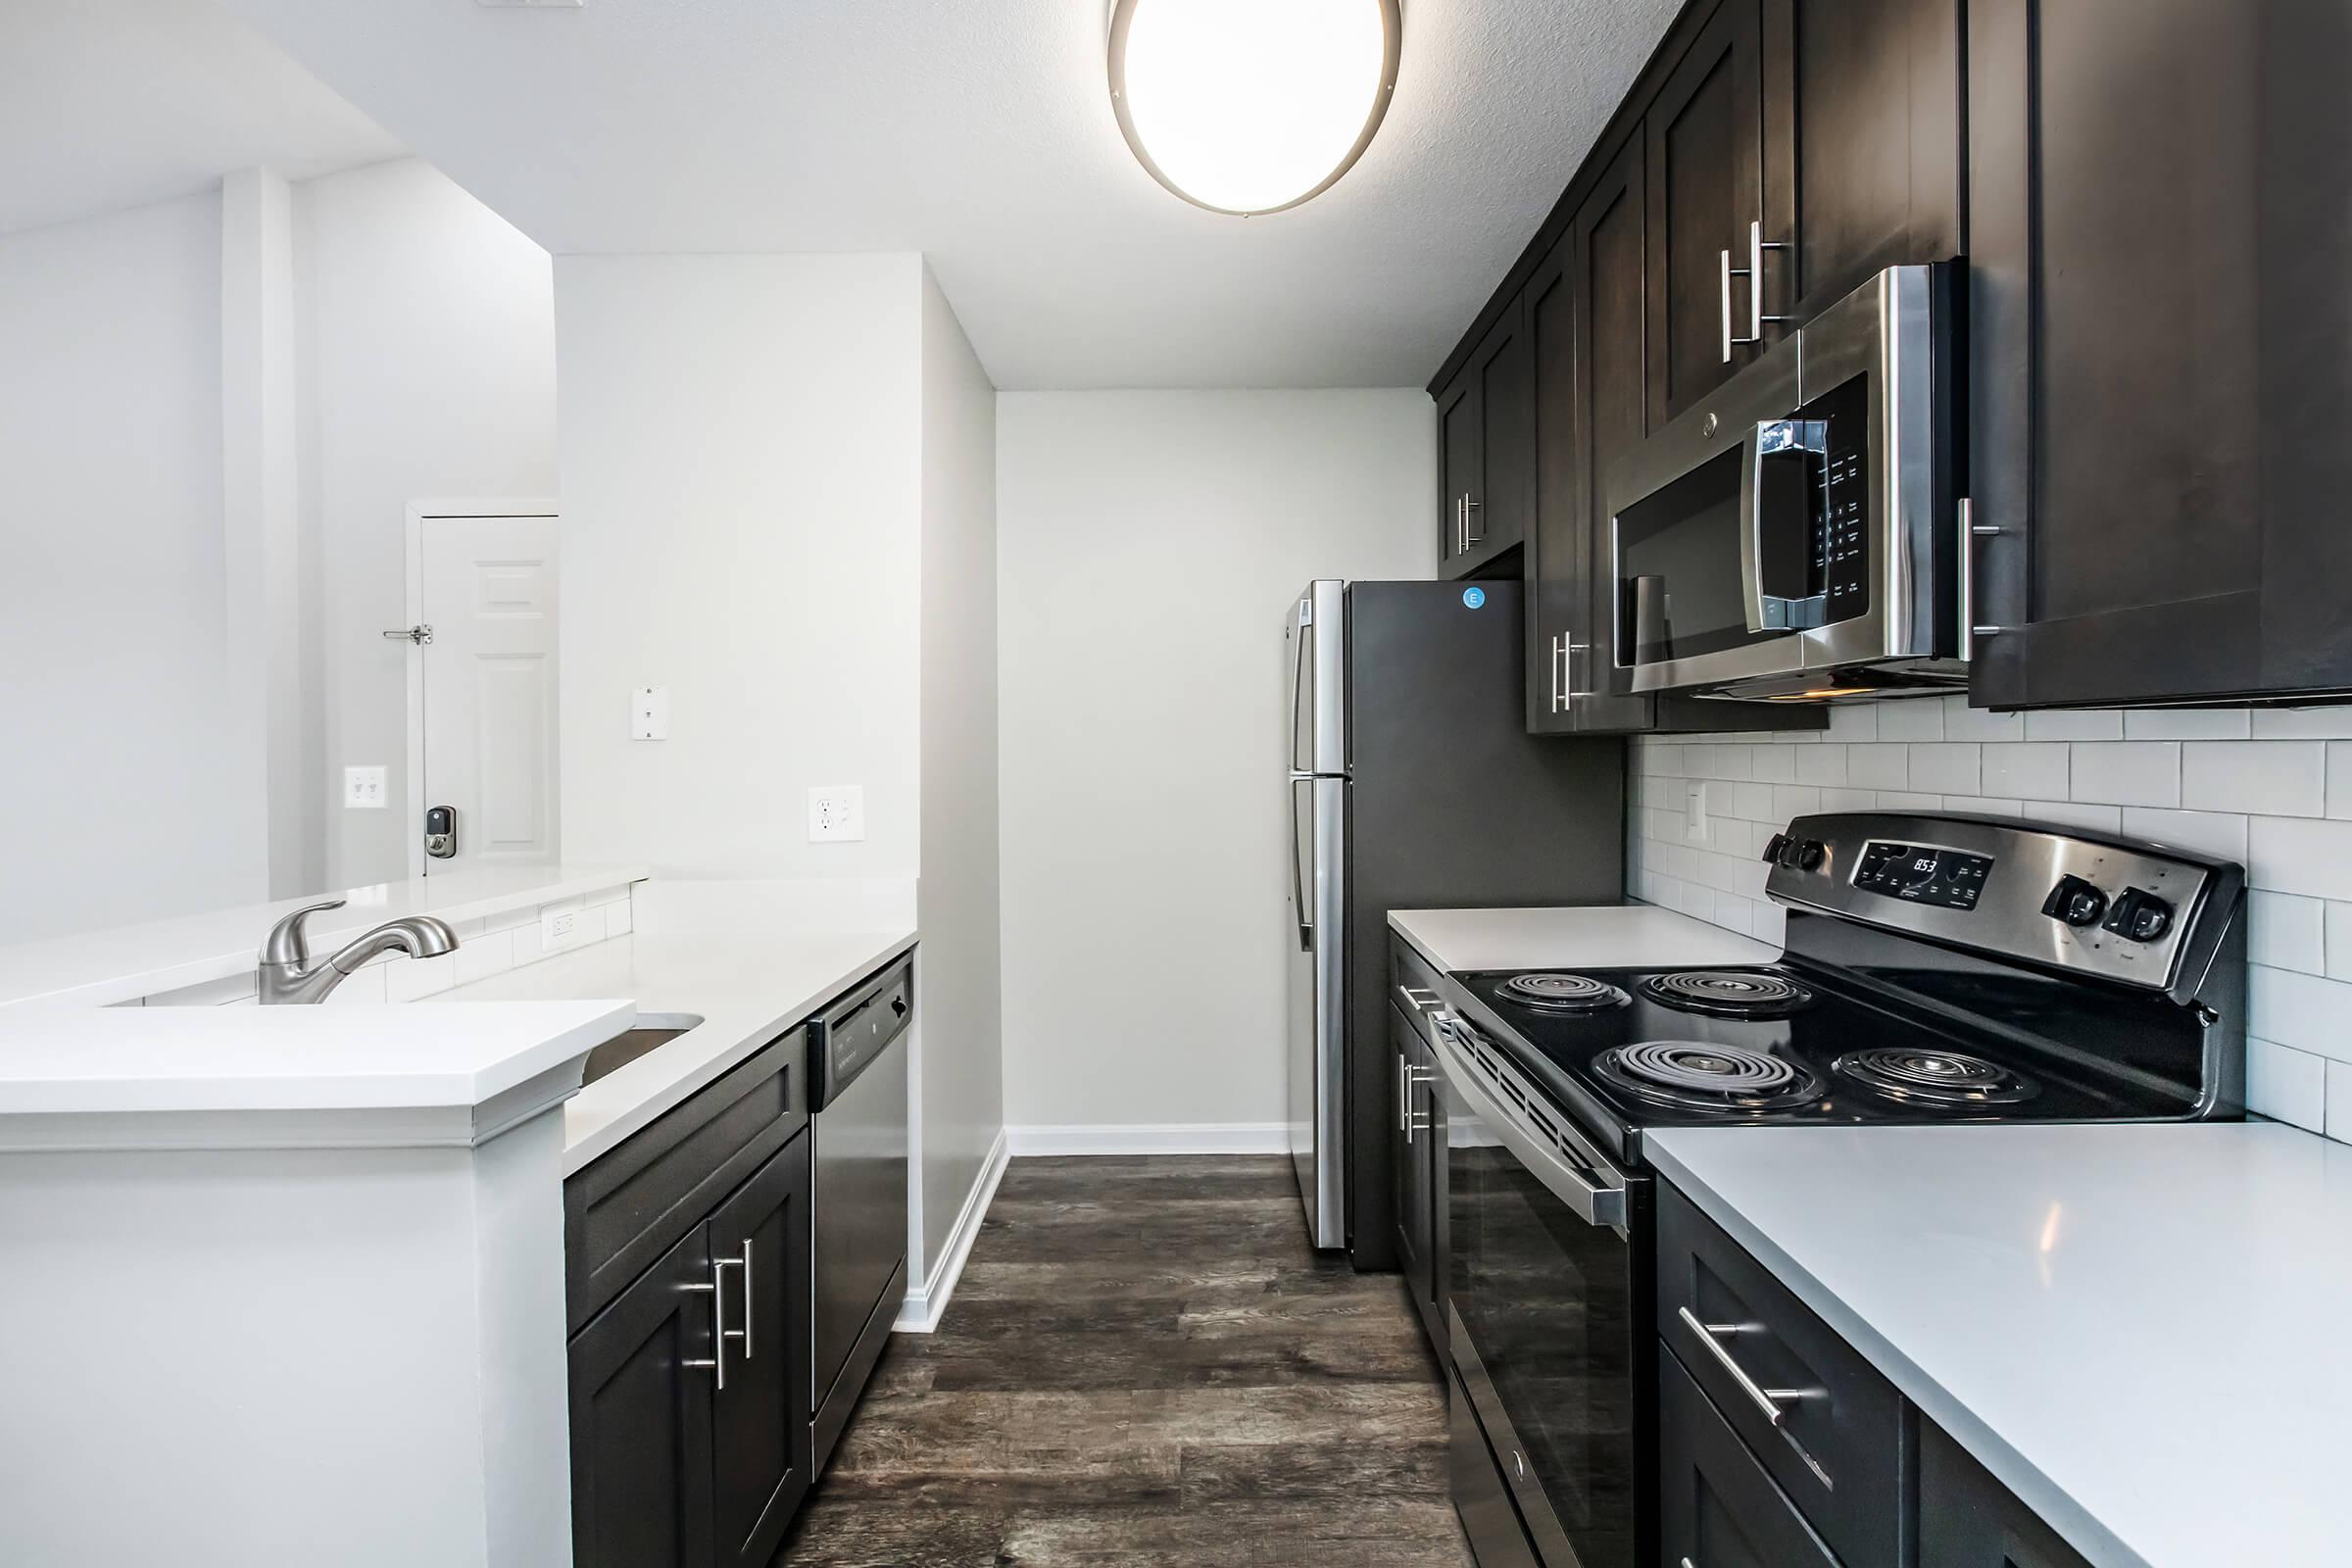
[1434,1017,1628,1228]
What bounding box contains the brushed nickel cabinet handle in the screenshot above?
[1677,1305,1817,1428]
[1749,220,1790,337]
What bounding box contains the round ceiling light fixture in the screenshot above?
[1107,0,1404,217]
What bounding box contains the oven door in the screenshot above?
[1438,1013,1651,1568]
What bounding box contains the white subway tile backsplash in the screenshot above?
[2248,1039,2328,1132]
[1749,745,1798,784]
[1981,742,2070,801]
[2329,1058,2352,1145]
[2181,742,2324,816]
[2246,815,2352,898]
[2250,893,2327,975]
[2021,799,2123,834]
[1940,796,2027,818]
[2024,710,2125,741]
[2329,743,2352,820]
[2119,808,2248,867]
[2327,903,2352,984]
[1847,744,1909,790]
[2125,709,2251,740]
[2252,708,2352,740]
[1794,746,1849,786]
[2248,966,2352,1065]
[1907,743,1983,796]
[455,926,514,984]
[2068,742,2180,808]
[384,953,455,1003]
[1943,696,2025,743]
[1876,791,1943,811]
[1876,701,1946,741]
[1772,784,1824,819]
[1826,705,1879,741]
[1820,788,1877,812]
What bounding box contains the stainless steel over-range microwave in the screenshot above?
[1606,263,1966,702]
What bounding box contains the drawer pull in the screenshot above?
[1678,1305,1817,1429]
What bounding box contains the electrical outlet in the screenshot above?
[344,765,388,809]
[808,786,866,843]
[540,902,584,953]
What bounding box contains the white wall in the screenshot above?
[553,252,923,881]
[1629,699,2352,1145]
[0,193,251,944]
[997,390,1437,1136]
[911,267,1004,1281]
[295,158,557,888]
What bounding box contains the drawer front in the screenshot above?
[565,1033,807,1332]
[1658,1183,1908,1565]
[1388,932,1448,1051]
[1660,1349,1841,1568]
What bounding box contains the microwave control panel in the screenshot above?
[1806,377,1871,614]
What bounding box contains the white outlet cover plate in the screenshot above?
[630,685,670,741]
[807,785,866,843]
[540,902,585,952]
[344,765,388,809]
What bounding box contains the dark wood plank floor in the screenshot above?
[779,1154,1474,1567]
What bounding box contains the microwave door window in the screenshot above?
[1615,449,1767,664]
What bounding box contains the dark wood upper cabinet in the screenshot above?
[1645,0,1767,429]
[1968,0,2352,708]
[1439,295,1534,578]
[1759,0,1961,325]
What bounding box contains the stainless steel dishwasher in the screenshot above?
[808,954,912,1473]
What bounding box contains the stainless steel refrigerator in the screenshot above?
[1284,579,1625,1259]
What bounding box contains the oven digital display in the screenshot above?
[1853,841,1993,910]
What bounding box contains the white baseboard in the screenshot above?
[1004,1122,1290,1156]
[892,1126,1007,1335]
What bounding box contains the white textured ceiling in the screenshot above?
[0,0,406,237]
[216,0,1679,388]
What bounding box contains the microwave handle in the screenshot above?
[1737,421,1774,634]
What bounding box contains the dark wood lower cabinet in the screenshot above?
[1659,1349,1841,1568]
[568,1225,717,1568]
[1920,1420,2095,1568]
[570,1127,815,1568]
[1388,1002,1444,1351]
[709,1133,815,1568]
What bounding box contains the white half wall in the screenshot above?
[911,266,1004,1283]
[295,158,558,889]
[0,193,247,944]
[997,390,1437,1133]
[554,253,924,883]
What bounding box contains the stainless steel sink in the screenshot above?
[581,1012,704,1085]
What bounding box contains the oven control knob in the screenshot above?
[2040,875,2108,928]
[1791,839,1827,871]
[2103,888,2175,943]
[1761,833,1791,864]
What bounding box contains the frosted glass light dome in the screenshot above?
[1108,0,1403,216]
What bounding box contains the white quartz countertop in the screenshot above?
[431,926,918,1174]
[1388,905,1779,973]
[0,862,648,1009]
[0,999,632,1126]
[1646,1122,2352,1568]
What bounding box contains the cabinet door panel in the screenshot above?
[1439,377,1480,570]
[1761,0,1961,323]
[710,1129,816,1568]
[1389,1004,1437,1347]
[1659,1348,1840,1568]
[569,1226,716,1568]
[1525,234,1582,734]
[1647,0,1766,427]
[1920,1419,2093,1568]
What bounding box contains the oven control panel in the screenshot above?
[1851,841,1994,909]
[1761,811,2244,999]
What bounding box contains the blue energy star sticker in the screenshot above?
[1462,586,1487,610]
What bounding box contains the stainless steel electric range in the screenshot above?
[1429,811,2246,1568]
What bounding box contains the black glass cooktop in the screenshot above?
[1443,961,2206,1161]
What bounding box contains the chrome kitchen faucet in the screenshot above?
[256,899,458,1004]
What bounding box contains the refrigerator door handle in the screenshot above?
[1289,606,1312,775]
[1289,775,1313,951]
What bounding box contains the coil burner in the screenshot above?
[1591,1041,1826,1113]
[1833,1047,2038,1106]
[1641,969,1814,1018]
[1498,973,1634,1013]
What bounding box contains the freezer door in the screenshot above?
[1286,772,1348,1248]
[1287,581,1348,778]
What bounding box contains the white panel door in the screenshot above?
[420,515,559,874]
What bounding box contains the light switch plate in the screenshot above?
[630,686,670,740]
[1685,781,1709,840]
[808,786,865,843]
[344,765,388,809]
